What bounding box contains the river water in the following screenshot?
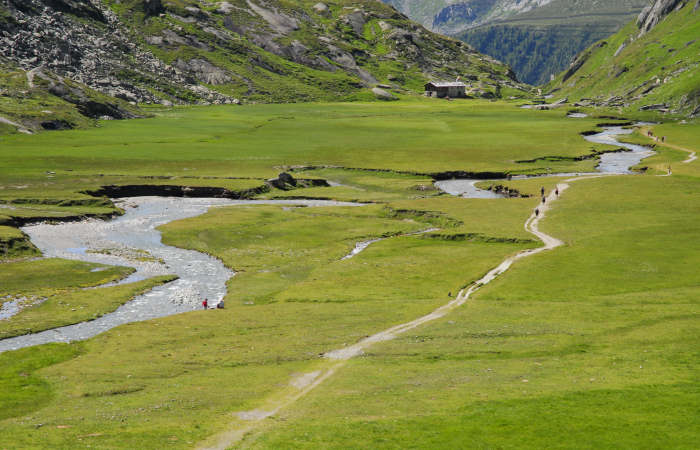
[0,198,361,352]
[435,124,654,197]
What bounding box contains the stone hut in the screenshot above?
[424,81,467,98]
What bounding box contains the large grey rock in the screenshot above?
[371,87,397,101]
[173,59,231,85]
[313,2,330,16]
[343,10,366,36]
[267,172,297,190]
[246,0,299,35]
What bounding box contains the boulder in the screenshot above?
[371,87,397,101]
[267,172,298,190]
[144,0,164,17]
[173,58,231,85]
[343,11,365,36]
[312,2,330,16]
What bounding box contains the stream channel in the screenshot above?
[0,124,654,353]
[0,198,360,352]
[435,124,654,197]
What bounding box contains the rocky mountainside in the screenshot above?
[546,0,700,117]
[0,57,141,134]
[382,0,648,85]
[0,0,529,133]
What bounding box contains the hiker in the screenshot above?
[217,300,225,309]
[662,136,666,143]
[535,208,539,217]
[555,188,559,197]
[541,196,546,204]
[448,291,452,297]
[540,186,545,196]
[202,298,208,309]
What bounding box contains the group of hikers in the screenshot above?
[647,130,666,143]
[202,298,225,309]
[534,186,558,218]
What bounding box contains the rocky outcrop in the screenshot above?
[637,0,688,35]
[267,172,330,190]
[267,172,298,190]
[173,58,231,85]
[48,78,138,119]
[0,0,236,105]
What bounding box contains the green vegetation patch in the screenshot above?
[0,225,38,258]
[0,344,83,421]
[0,258,133,296]
[0,275,177,339]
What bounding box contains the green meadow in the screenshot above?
[0,100,698,448]
[239,175,700,448]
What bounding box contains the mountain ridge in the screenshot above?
[383,0,649,84]
[546,0,700,117]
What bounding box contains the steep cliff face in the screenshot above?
[547,0,700,117]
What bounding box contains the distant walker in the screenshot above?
[425,81,467,99]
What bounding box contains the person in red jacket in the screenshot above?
[202,298,208,309]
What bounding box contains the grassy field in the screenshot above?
[238,175,700,449]
[0,100,617,180]
[0,99,614,258]
[0,100,697,448]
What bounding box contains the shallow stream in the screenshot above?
[0,198,360,352]
[435,124,654,198]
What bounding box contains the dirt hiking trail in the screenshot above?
[640,125,697,164]
[196,177,601,450]
[667,142,697,164]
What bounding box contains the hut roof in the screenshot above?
[426,82,467,88]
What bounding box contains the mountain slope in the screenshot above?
[457,0,648,85]
[546,0,700,117]
[382,0,647,85]
[0,58,142,135]
[0,0,527,115]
